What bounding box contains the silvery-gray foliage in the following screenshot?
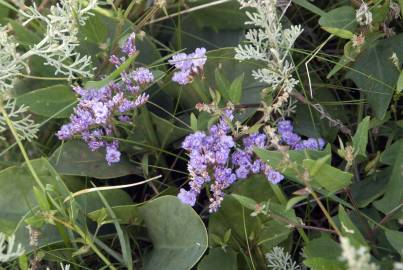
[0,0,97,141]
[235,0,302,93]
[266,246,301,270]
[0,233,24,262]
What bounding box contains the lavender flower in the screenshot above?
[178,189,197,206]
[106,141,121,165]
[276,120,326,151]
[172,70,191,85]
[263,167,284,184]
[131,67,154,85]
[178,118,326,212]
[134,93,149,107]
[122,33,136,56]
[169,48,207,85]
[57,32,154,164]
[277,120,293,134]
[178,112,284,212]
[109,55,122,66]
[191,48,207,69]
[169,53,193,70]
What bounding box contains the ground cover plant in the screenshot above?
[0,0,402,269]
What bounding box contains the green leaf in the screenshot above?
[95,189,133,270]
[88,205,142,225]
[346,34,403,119]
[385,229,403,255]
[351,169,389,208]
[322,27,354,39]
[304,234,341,259]
[286,196,307,210]
[130,110,190,149]
[49,140,141,179]
[0,159,79,250]
[338,206,367,248]
[0,0,17,13]
[229,73,244,104]
[7,19,41,48]
[189,0,247,31]
[254,146,331,182]
[397,70,403,93]
[319,6,358,38]
[198,248,238,270]
[231,194,257,211]
[79,12,108,44]
[303,234,344,270]
[303,158,352,193]
[139,196,208,270]
[327,55,353,79]
[374,139,403,213]
[0,159,65,234]
[190,113,198,131]
[257,220,291,250]
[209,175,289,258]
[215,68,231,101]
[293,0,326,16]
[16,84,76,118]
[84,52,138,89]
[304,258,345,270]
[372,0,390,24]
[352,116,370,158]
[294,86,345,141]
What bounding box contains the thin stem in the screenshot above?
[0,100,45,190]
[145,0,232,25]
[270,184,310,243]
[309,189,342,236]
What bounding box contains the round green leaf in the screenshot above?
[139,196,208,270]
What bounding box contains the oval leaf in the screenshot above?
[139,196,208,270]
[16,84,76,118]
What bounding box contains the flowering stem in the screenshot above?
[270,184,310,243]
[0,99,45,190]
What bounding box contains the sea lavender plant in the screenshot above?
[56,33,153,164]
[178,116,325,212]
[276,120,325,150]
[235,0,303,93]
[169,48,207,85]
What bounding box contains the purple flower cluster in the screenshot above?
[57,33,153,165]
[178,117,327,212]
[122,33,136,56]
[169,48,207,85]
[178,110,284,212]
[277,120,325,150]
[232,133,284,184]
